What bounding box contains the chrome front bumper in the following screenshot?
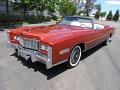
[7,42,52,69]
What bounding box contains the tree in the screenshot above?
[46,0,57,16]
[100,12,106,18]
[95,3,101,12]
[95,11,100,19]
[113,10,119,21]
[106,10,113,21]
[84,0,96,16]
[6,0,9,15]
[58,0,76,16]
[78,10,86,15]
[29,0,47,14]
[12,0,30,20]
[94,3,101,19]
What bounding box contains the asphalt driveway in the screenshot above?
[0,21,120,90]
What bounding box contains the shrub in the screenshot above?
[0,13,7,23]
[45,16,52,21]
[0,14,24,23]
[7,14,24,22]
[51,15,58,21]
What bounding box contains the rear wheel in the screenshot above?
[105,36,111,45]
[66,45,82,68]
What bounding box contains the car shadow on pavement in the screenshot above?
[0,28,5,31]
[10,43,105,80]
[81,43,105,60]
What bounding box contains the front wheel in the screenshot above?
[66,45,82,68]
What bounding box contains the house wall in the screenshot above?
[0,0,23,15]
[0,0,7,13]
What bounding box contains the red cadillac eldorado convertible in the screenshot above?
[7,16,115,69]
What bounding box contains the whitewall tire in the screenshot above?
[67,45,82,68]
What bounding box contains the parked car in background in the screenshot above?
[7,16,115,69]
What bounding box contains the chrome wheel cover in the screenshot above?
[70,46,81,67]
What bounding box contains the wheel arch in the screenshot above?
[70,43,86,53]
[110,33,112,37]
[78,43,86,51]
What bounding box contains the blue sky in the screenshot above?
[95,0,120,14]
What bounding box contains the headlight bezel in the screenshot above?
[39,43,49,52]
[14,36,20,41]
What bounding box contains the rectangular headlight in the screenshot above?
[41,45,46,50]
[39,44,48,51]
[14,36,20,41]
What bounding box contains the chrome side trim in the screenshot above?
[83,35,108,52]
[53,59,68,67]
[86,35,108,44]
[83,38,106,52]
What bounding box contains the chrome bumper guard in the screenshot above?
[7,42,52,69]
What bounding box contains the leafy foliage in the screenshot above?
[12,0,30,20]
[84,0,96,16]
[95,11,100,19]
[29,0,47,12]
[100,12,106,18]
[94,3,101,12]
[58,0,76,16]
[95,11,106,19]
[94,3,106,20]
[94,3,106,19]
[106,10,113,21]
[0,13,24,23]
[46,0,57,16]
[12,0,77,17]
[113,10,119,21]
[94,3,101,19]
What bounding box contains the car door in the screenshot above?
[85,28,106,50]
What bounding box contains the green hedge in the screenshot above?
[0,13,7,22]
[0,13,59,24]
[0,13,24,23]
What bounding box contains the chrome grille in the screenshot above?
[19,37,39,50]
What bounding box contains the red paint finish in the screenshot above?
[8,24,115,64]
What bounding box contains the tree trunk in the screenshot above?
[23,7,26,21]
[86,9,89,16]
[34,8,38,21]
[6,0,9,15]
[85,0,90,16]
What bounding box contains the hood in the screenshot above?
[16,24,88,45]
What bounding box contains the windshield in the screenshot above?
[59,16,93,28]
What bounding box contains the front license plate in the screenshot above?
[18,45,37,62]
[19,52,31,60]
